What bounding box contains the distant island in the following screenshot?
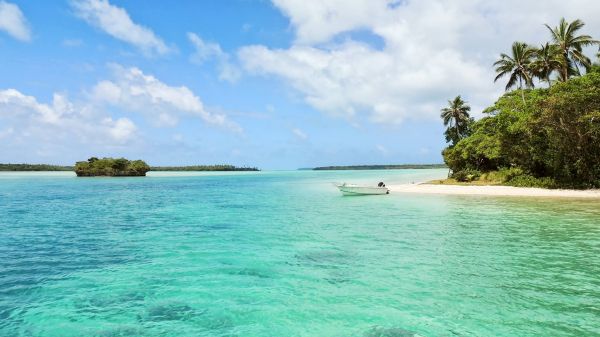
[0,161,260,174]
[313,164,447,170]
[0,164,73,171]
[75,157,150,177]
[150,165,259,171]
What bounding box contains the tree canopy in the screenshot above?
[442,18,600,188]
[75,157,150,177]
[443,67,600,188]
[0,164,72,171]
[440,96,474,146]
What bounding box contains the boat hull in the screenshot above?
[336,185,390,195]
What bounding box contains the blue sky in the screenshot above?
[1,0,599,169]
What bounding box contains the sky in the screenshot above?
[0,0,599,169]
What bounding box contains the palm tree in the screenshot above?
[494,42,536,103]
[531,43,563,87]
[545,18,599,81]
[441,95,471,145]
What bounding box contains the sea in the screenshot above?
[1,169,599,337]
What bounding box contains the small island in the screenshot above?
[75,157,150,177]
[0,164,73,171]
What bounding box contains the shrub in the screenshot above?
[505,174,557,188]
[452,169,481,182]
[481,167,524,182]
[442,69,600,188]
[75,157,149,177]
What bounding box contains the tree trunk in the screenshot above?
[519,78,525,104]
[562,51,569,81]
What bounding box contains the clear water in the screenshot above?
[1,170,599,337]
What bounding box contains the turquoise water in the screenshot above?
[1,169,599,337]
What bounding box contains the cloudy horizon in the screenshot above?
[1,0,599,169]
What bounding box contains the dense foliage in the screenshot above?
[494,18,598,91]
[441,18,600,189]
[443,67,600,188]
[75,157,150,177]
[0,164,72,171]
[313,164,447,170]
[150,165,259,171]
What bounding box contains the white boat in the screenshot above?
[335,183,390,195]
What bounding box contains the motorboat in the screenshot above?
[335,182,390,195]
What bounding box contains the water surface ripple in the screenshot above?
[1,170,599,336]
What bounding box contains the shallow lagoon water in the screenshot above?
[1,169,599,337]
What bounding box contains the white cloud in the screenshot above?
[71,0,170,55]
[0,88,137,146]
[292,127,308,140]
[188,32,241,83]
[240,0,600,125]
[0,64,243,161]
[105,117,136,142]
[272,0,391,45]
[90,64,242,132]
[0,1,30,41]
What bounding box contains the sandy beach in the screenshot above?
[390,183,600,198]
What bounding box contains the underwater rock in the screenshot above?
[293,250,352,268]
[95,325,143,337]
[324,276,351,284]
[364,326,423,337]
[231,267,272,278]
[137,302,196,322]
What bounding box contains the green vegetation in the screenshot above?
[441,18,600,189]
[313,164,447,170]
[440,95,474,145]
[1,162,258,173]
[75,157,150,177]
[150,165,259,171]
[0,164,72,171]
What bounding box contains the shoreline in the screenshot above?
[389,183,600,198]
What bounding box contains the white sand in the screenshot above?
[389,183,600,198]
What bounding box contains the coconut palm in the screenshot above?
[494,42,536,103]
[531,43,563,87]
[441,95,471,145]
[545,18,599,81]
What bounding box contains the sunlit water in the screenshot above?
[1,169,599,337]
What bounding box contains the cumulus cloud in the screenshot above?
[188,32,241,83]
[240,0,600,125]
[0,1,30,41]
[71,0,170,55]
[272,0,391,45]
[90,64,242,132]
[0,64,242,161]
[0,88,137,148]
